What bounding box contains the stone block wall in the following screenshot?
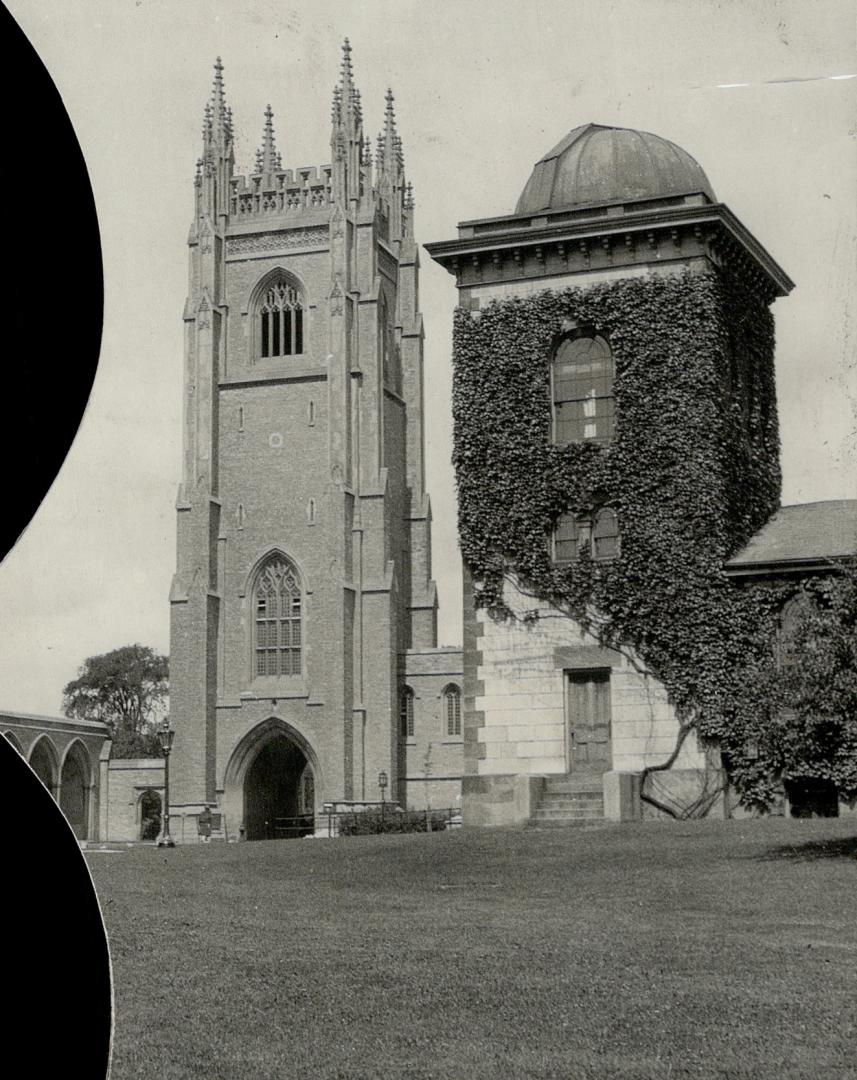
[400,646,463,810]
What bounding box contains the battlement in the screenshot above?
[229,166,334,218]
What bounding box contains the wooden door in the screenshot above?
[567,671,612,775]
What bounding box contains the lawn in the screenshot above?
[88,817,857,1080]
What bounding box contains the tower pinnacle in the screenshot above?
[256,104,280,176]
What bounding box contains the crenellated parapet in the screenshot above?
[229,167,334,218]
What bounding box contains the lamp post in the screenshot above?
[378,770,388,821]
[157,717,176,848]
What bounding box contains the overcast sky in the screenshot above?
[2,0,855,716]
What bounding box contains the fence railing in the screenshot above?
[321,803,462,838]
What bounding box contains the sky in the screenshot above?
[1,0,855,716]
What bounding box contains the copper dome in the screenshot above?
[515,123,716,214]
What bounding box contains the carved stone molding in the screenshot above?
[227,227,328,256]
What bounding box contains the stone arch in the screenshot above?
[28,735,60,798]
[241,545,313,599]
[138,788,163,841]
[4,731,24,754]
[59,739,92,840]
[223,717,321,841]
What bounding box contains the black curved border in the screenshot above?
[0,3,103,562]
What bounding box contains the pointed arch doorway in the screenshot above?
[225,719,318,841]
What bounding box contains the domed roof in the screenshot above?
[516,123,716,214]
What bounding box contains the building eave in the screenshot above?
[425,200,794,298]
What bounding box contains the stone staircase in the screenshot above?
[529,774,606,827]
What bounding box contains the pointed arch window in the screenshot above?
[400,687,415,739]
[258,276,304,359]
[443,684,462,737]
[552,334,614,445]
[254,556,302,676]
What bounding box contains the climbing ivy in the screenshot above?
[452,270,809,810]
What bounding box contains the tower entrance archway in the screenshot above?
[229,721,317,841]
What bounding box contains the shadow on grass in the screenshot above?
[758,834,857,861]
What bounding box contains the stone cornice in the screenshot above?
[425,201,794,298]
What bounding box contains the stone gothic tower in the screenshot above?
[169,44,439,839]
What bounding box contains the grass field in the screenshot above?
[88,817,857,1080]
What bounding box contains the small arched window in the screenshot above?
[592,507,620,560]
[554,513,588,563]
[254,555,302,676]
[400,687,415,738]
[778,593,814,669]
[443,684,462,737]
[258,275,304,359]
[552,334,614,445]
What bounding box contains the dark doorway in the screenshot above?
[140,789,163,840]
[244,735,314,840]
[59,746,89,840]
[785,779,839,818]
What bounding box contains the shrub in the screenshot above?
[336,808,449,836]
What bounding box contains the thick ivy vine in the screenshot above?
[452,270,803,809]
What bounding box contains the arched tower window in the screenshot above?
[443,684,462,737]
[592,507,620,560]
[258,275,304,359]
[552,334,614,445]
[400,687,415,738]
[254,555,302,677]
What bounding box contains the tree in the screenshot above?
[732,561,857,813]
[62,644,169,758]
[776,562,857,806]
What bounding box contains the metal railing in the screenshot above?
[322,803,462,838]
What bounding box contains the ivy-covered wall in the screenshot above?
[452,269,791,808]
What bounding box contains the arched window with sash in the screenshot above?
[592,507,620,560]
[443,684,462,738]
[552,334,615,445]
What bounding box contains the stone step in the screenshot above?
[527,817,612,829]
[538,801,604,813]
[543,777,605,795]
[532,806,603,820]
[539,790,604,803]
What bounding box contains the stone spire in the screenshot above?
[376,87,406,239]
[379,88,399,176]
[198,57,234,218]
[256,104,280,177]
[210,57,229,143]
[330,37,364,204]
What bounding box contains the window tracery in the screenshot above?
[258,276,304,359]
[254,556,302,676]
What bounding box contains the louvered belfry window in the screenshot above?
[553,334,615,445]
[254,557,302,676]
[260,278,304,358]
